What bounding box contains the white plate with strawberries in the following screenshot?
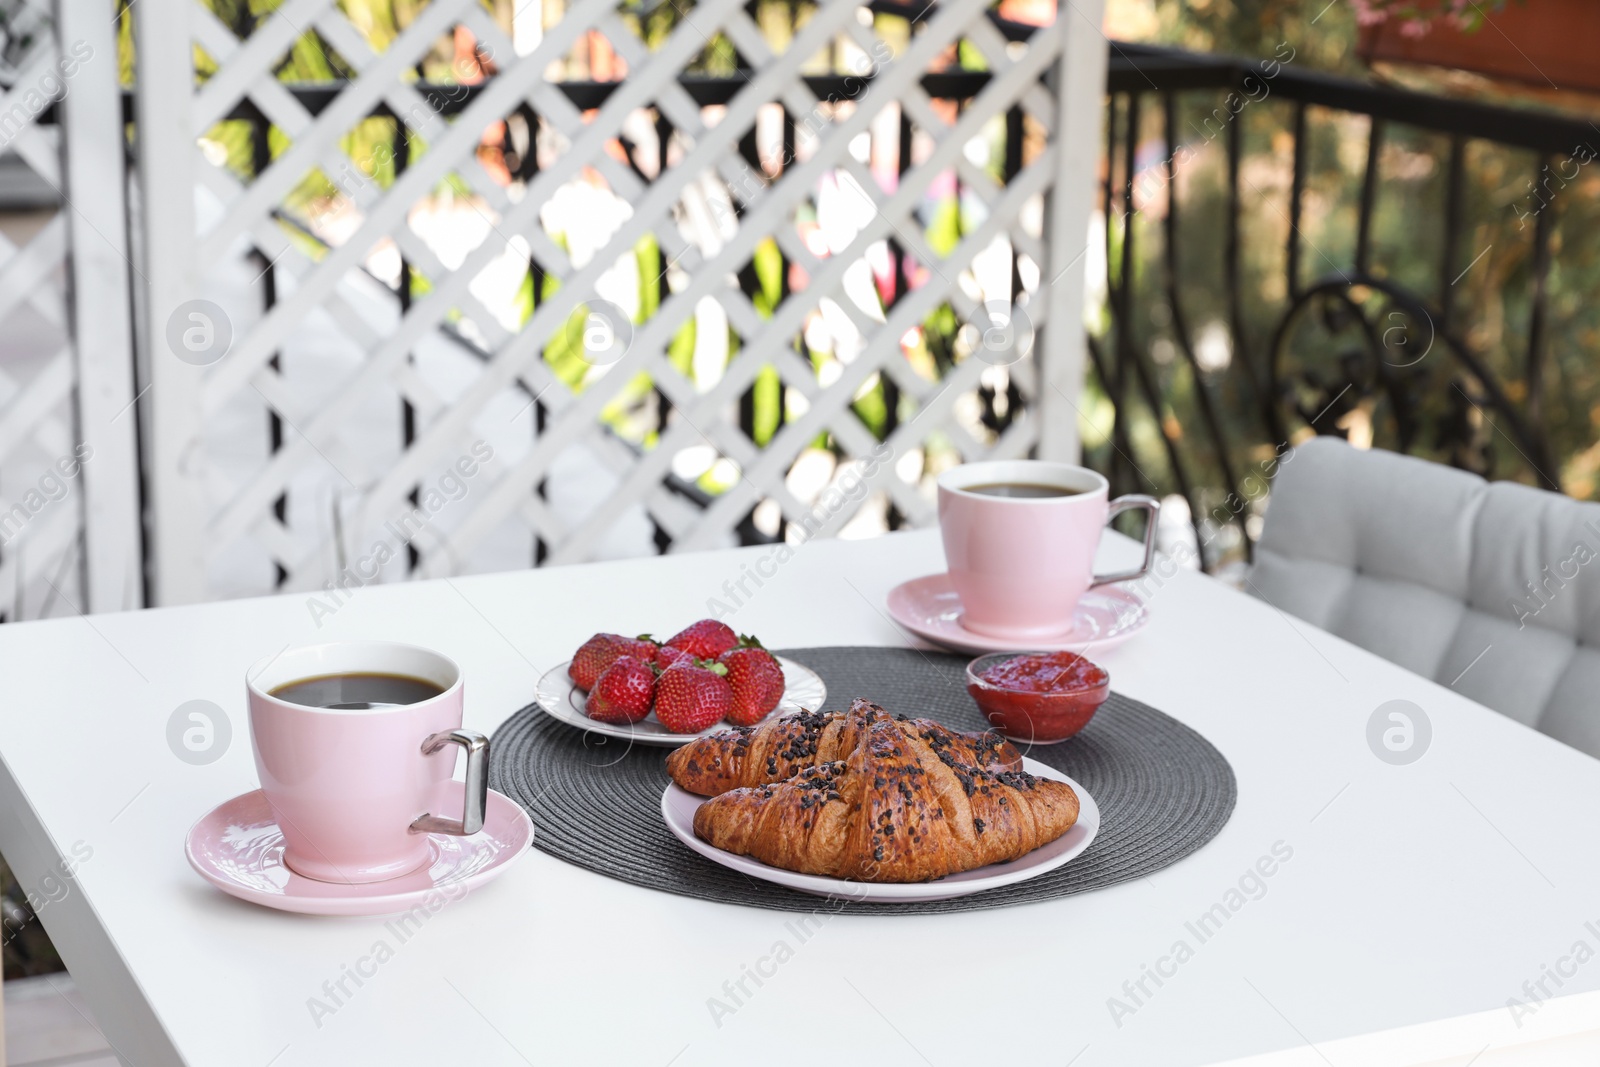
[535,620,827,747]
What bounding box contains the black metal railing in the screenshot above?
[1097,42,1597,570]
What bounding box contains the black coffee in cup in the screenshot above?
[964,482,1083,499]
[269,673,445,710]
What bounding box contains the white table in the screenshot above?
[4,529,1600,1067]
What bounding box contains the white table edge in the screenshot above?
[0,748,182,1064]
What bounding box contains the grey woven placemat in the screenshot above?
[489,646,1235,914]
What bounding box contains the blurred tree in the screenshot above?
[1108,0,1365,72]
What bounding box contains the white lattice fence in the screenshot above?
[0,1,138,620]
[132,0,1106,606]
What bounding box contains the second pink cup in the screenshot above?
[937,460,1159,640]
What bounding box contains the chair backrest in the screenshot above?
[1250,437,1600,758]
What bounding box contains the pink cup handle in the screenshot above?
[410,730,489,836]
[1091,495,1161,586]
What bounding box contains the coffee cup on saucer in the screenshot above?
[245,641,489,885]
[936,460,1159,641]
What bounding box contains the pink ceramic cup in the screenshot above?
[246,641,488,885]
[937,460,1160,640]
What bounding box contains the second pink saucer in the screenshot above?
[885,572,1149,655]
[186,782,532,916]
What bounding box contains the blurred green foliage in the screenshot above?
[105,0,1599,536]
[143,0,1000,497]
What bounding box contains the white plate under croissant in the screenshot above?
[662,759,1099,902]
[659,701,1101,902]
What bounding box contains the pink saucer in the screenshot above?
[186,783,532,916]
[885,572,1149,655]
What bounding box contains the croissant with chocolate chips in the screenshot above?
[666,698,1023,798]
[691,718,1080,882]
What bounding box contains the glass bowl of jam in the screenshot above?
[965,650,1109,744]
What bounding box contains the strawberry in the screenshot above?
[665,619,739,660]
[584,656,656,724]
[719,645,786,726]
[654,644,696,671]
[569,633,657,690]
[653,662,733,733]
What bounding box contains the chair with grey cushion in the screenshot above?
[1249,436,1600,758]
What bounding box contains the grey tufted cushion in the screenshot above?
[1250,437,1600,758]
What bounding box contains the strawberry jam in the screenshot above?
[965,651,1109,744]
